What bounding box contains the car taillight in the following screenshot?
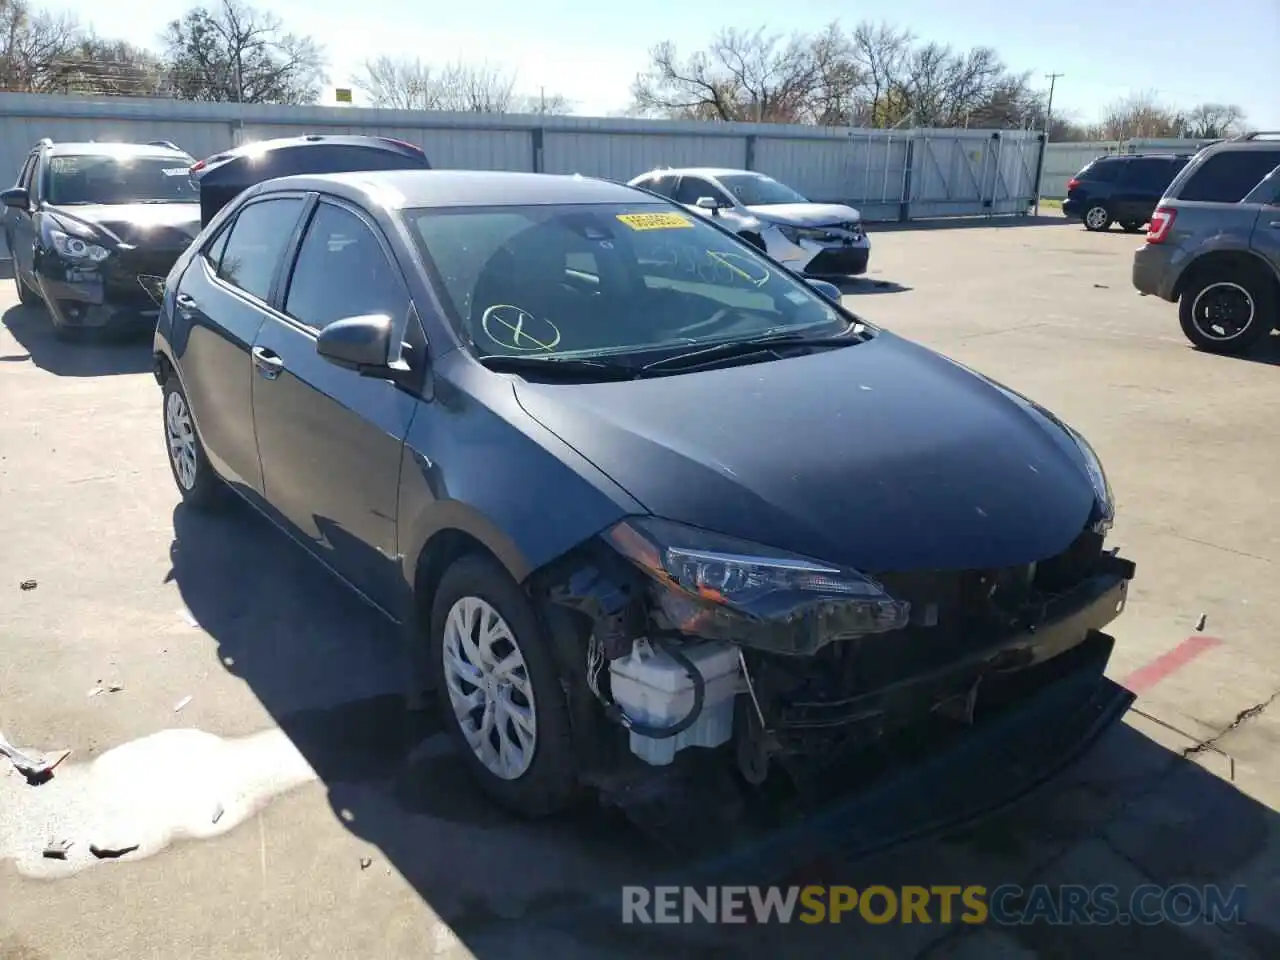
[189,159,206,173]
[1147,207,1176,244]
[1066,178,1080,191]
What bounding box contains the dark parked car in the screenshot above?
[2,139,200,338]
[154,170,1134,816]
[190,134,430,227]
[1063,154,1191,232]
[1133,133,1280,353]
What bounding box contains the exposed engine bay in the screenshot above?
[530,518,1135,831]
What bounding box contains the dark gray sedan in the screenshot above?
[154,170,1132,817]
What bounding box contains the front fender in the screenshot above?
[396,352,644,594]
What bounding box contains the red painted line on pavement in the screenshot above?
[1121,635,1222,695]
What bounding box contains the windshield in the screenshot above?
[406,203,845,362]
[44,155,198,205]
[717,174,808,206]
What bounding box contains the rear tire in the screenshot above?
[1083,205,1112,231]
[162,374,224,508]
[1178,264,1275,354]
[429,554,577,818]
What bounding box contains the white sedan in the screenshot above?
[627,167,870,277]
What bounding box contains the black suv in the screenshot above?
[1,138,200,338]
[1063,154,1191,232]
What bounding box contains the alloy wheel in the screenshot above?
[1085,206,1109,230]
[1191,282,1255,341]
[165,390,198,491]
[441,596,538,780]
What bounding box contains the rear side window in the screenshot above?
[1121,158,1180,191]
[284,201,408,331]
[1177,150,1280,203]
[215,197,305,301]
[1081,160,1122,183]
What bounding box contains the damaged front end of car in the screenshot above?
[530,512,1135,818]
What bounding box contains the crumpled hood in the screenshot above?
[513,333,1098,573]
[46,202,201,249]
[746,202,862,228]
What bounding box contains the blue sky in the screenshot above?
[56,0,1279,127]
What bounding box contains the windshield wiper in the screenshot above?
[640,324,869,373]
[476,354,639,381]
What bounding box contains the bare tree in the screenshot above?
[49,36,170,97]
[632,27,836,123]
[1181,103,1247,139]
[354,55,568,114]
[162,0,326,104]
[848,21,911,126]
[1094,91,1184,140]
[0,0,81,92]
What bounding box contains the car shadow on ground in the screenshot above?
[832,276,912,296]
[1193,332,1280,368]
[871,214,1073,234]
[1,302,153,377]
[167,498,1280,958]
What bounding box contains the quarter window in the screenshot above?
[284,202,408,331]
[1178,150,1280,203]
[215,197,305,302]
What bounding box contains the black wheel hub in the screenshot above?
[1197,285,1253,339]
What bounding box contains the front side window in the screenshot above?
[717,174,808,206]
[284,202,407,331]
[673,177,730,206]
[406,203,844,361]
[43,154,198,205]
[216,197,305,302]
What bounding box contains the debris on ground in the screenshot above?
[177,607,199,627]
[212,803,224,825]
[43,839,74,860]
[360,857,373,870]
[87,683,125,698]
[1094,283,1109,289]
[0,730,70,784]
[19,579,37,591]
[89,842,139,860]
[173,695,192,712]
[1196,613,1207,632]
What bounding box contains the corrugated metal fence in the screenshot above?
[1038,137,1218,200]
[0,93,1044,237]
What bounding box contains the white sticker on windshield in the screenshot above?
[784,291,809,304]
[162,167,191,176]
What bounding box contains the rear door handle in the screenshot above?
[251,346,284,380]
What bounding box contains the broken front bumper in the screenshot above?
[34,247,178,331]
[765,552,1134,742]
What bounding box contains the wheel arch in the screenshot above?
[1173,249,1280,303]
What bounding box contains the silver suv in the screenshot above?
[1132,133,1280,354]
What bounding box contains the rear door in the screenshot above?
[249,196,419,616]
[171,193,307,494]
[1114,158,1179,223]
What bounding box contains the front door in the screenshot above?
[8,153,39,283]
[250,197,418,617]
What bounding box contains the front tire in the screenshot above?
[429,555,577,817]
[1178,266,1275,354]
[1083,205,1112,231]
[162,375,223,508]
[14,269,41,307]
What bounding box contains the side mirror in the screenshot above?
[805,278,843,302]
[695,196,721,215]
[1,186,30,210]
[316,313,395,374]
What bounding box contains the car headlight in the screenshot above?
[1067,426,1114,533]
[47,227,110,263]
[776,224,826,246]
[604,517,910,656]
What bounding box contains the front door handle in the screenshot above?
[1269,221,1280,229]
[175,293,198,314]
[251,346,284,380]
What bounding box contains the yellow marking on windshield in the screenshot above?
[616,212,694,231]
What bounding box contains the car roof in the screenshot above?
[643,167,761,178]
[259,170,663,209]
[44,142,190,160]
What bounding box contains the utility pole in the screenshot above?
[1034,72,1064,216]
